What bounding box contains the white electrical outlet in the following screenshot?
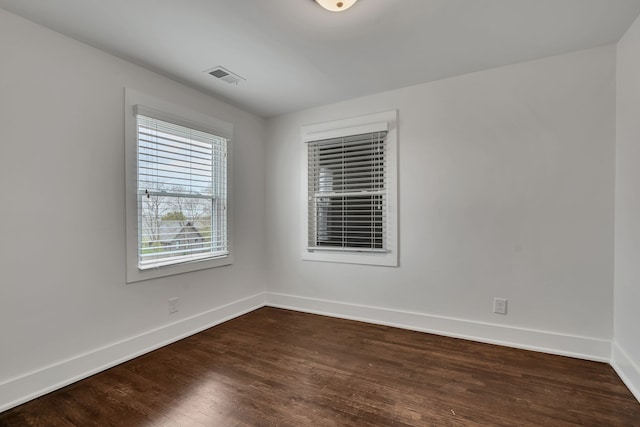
[493,297,507,315]
[168,297,179,314]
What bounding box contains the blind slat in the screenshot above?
[307,130,388,253]
[136,114,228,270]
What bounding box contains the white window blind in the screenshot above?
[135,111,228,270]
[307,130,388,252]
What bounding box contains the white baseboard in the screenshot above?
[0,293,265,413]
[611,341,640,403]
[265,292,611,363]
[2,291,622,413]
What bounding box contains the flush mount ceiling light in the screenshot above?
[314,0,358,12]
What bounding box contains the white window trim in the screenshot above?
[125,88,234,283]
[301,110,398,267]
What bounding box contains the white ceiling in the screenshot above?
[2,0,640,117]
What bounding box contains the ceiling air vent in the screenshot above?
[205,66,245,85]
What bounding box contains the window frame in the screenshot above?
[301,110,398,267]
[125,88,233,283]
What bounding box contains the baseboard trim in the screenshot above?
[265,292,611,363]
[0,293,265,413]
[2,291,620,413]
[611,341,640,403]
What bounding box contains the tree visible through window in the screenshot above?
[136,113,228,269]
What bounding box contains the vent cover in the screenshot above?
[205,66,245,85]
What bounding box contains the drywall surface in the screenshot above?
[0,9,266,407]
[265,45,616,356]
[614,13,640,401]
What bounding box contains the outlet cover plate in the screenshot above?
[493,297,507,315]
[168,297,179,314]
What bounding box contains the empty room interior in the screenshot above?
[1,0,640,425]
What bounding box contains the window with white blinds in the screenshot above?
[135,111,228,270]
[302,110,398,267]
[124,89,233,283]
[307,131,387,252]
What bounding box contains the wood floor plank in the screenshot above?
[1,307,638,426]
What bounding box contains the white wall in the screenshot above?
[0,9,266,410]
[613,13,640,401]
[0,4,631,412]
[265,46,616,360]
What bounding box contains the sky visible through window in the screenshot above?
[136,115,228,268]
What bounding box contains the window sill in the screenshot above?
[301,249,397,267]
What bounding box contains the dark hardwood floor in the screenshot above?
[1,307,639,426]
